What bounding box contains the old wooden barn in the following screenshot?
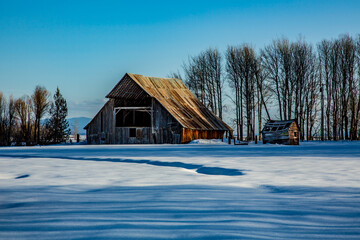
[261,119,300,145]
[84,73,232,144]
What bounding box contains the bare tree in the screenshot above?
[318,40,332,140]
[183,53,206,103]
[261,40,283,120]
[0,92,6,145]
[226,46,243,140]
[239,45,257,141]
[347,35,360,140]
[32,86,50,144]
[353,35,360,140]
[338,35,357,140]
[7,96,16,145]
[205,48,223,119]
[317,35,358,141]
[183,48,224,119]
[292,39,316,140]
[329,40,342,140]
[278,39,294,120]
[304,58,320,140]
[14,96,33,144]
[255,60,272,140]
[177,34,360,141]
[226,45,258,141]
[167,71,182,80]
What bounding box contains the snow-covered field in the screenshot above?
[0,141,359,239]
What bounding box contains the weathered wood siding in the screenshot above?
[86,98,183,144]
[288,122,299,145]
[114,127,151,144]
[152,100,182,144]
[86,99,226,144]
[86,100,114,144]
[182,128,225,143]
[262,121,299,145]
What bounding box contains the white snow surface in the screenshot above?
[0,141,359,239]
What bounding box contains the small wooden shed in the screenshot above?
[262,119,300,145]
[84,73,232,144]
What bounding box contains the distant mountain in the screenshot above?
[67,117,92,135]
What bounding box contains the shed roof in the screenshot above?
[106,73,232,131]
[262,119,299,131]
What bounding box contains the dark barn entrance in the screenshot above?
[115,108,151,128]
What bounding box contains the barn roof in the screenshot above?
[106,73,232,131]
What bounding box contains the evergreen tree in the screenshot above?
[47,87,70,143]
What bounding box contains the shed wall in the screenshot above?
[288,122,299,145]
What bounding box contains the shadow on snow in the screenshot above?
[0,154,245,177]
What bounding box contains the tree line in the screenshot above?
[0,86,70,146]
[171,34,360,141]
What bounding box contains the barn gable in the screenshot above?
[107,73,231,131]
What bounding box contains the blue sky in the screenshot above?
[0,0,359,118]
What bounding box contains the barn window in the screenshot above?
[129,128,136,137]
[294,132,298,137]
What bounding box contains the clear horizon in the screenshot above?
[1,0,359,118]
